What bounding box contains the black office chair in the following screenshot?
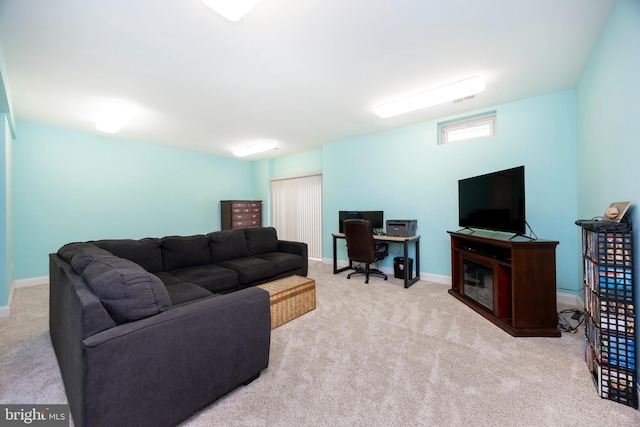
[343,219,389,283]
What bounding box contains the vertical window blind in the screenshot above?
[271,173,322,260]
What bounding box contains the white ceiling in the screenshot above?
[0,0,615,159]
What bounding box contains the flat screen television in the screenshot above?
[339,210,384,232]
[458,166,525,235]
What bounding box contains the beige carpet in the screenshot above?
[2,261,640,426]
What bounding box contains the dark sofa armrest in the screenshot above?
[78,287,271,427]
[277,240,308,276]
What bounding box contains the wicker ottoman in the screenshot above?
[257,275,316,329]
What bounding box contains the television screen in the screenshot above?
[458,166,525,235]
[339,210,384,232]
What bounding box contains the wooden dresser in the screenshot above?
[220,200,262,230]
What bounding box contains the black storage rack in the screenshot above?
[578,219,637,408]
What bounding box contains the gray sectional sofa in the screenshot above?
[49,227,308,427]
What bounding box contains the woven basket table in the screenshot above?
[257,275,316,329]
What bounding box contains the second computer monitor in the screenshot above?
[339,210,384,232]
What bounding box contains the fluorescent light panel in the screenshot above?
[95,101,137,134]
[233,140,276,157]
[201,0,262,22]
[374,76,486,118]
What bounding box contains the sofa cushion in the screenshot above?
[162,235,212,271]
[154,271,187,286]
[254,252,304,274]
[164,283,215,306]
[245,227,278,255]
[208,229,249,263]
[166,265,239,293]
[93,238,163,273]
[80,255,171,325]
[218,257,278,285]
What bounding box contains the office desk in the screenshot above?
[332,233,420,288]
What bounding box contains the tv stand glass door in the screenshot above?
[462,258,494,312]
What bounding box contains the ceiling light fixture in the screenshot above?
[201,0,262,22]
[232,140,277,157]
[373,76,486,118]
[95,101,137,134]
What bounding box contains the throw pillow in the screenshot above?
[59,242,110,264]
[68,245,114,275]
[81,256,171,325]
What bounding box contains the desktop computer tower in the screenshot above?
[386,220,417,237]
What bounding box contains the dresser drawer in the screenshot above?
[231,207,261,214]
[233,212,261,221]
[231,202,261,208]
[232,219,261,228]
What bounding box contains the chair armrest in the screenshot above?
[375,242,389,259]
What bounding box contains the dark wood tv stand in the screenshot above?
[448,230,560,337]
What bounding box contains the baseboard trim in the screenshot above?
[15,276,49,288]
[0,281,15,318]
[0,276,49,318]
[557,292,583,308]
[421,272,451,285]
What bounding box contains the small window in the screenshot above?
[439,112,496,145]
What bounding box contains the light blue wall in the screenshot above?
[1,115,11,308]
[271,149,322,177]
[12,121,256,279]
[322,91,579,294]
[577,0,640,218]
[252,159,274,225]
[576,0,640,372]
[1,40,15,309]
[0,117,5,305]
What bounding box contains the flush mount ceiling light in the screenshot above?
[232,140,277,157]
[201,0,262,22]
[95,101,137,134]
[373,76,486,118]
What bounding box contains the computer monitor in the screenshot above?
[338,210,384,232]
[359,211,384,230]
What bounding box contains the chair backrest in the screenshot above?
[343,219,377,263]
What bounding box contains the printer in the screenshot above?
[386,220,418,237]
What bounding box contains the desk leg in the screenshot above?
[403,241,410,288]
[333,235,352,274]
[333,235,338,274]
[404,237,420,288]
[415,237,420,282]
